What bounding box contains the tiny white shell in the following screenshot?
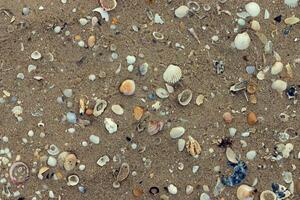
[245,2,261,17]
[67,174,79,186]
[155,88,169,99]
[178,89,193,106]
[284,0,299,8]
[170,127,185,139]
[234,32,251,50]
[111,104,124,115]
[31,51,42,60]
[271,61,283,75]
[163,65,182,84]
[237,185,255,200]
[97,155,110,166]
[226,147,239,163]
[260,190,276,200]
[271,80,287,93]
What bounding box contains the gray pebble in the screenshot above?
[66,112,77,124]
[22,6,30,16]
[246,150,257,160]
[63,89,73,97]
[246,65,256,74]
[54,26,61,33]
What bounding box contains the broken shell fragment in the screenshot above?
[47,144,60,156]
[230,80,248,92]
[226,147,239,164]
[284,16,300,25]
[260,190,276,200]
[64,154,77,171]
[93,99,107,117]
[155,88,169,99]
[271,62,283,75]
[245,2,260,17]
[97,155,110,166]
[99,0,117,11]
[9,162,30,185]
[237,185,255,200]
[178,89,193,106]
[67,174,80,186]
[38,166,52,180]
[31,51,42,60]
[117,163,130,182]
[186,136,201,156]
[104,118,118,133]
[247,82,257,94]
[271,80,287,93]
[147,120,164,135]
[170,127,185,139]
[111,104,124,115]
[58,151,70,167]
[163,65,182,84]
[234,32,251,50]
[196,94,205,106]
[133,106,144,121]
[119,79,136,95]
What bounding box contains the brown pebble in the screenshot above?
[247,112,257,125]
[85,108,93,116]
[88,35,96,48]
[223,112,233,124]
[133,187,144,197]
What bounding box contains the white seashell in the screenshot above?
[237,185,255,200]
[163,64,182,84]
[271,62,283,75]
[178,139,186,151]
[167,184,178,195]
[284,16,300,25]
[104,118,118,134]
[245,2,261,17]
[28,64,37,73]
[126,55,136,65]
[196,94,205,106]
[31,51,42,60]
[89,134,100,144]
[155,88,169,99]
[175,5,189,18]
[47,156,57,167]
[67,174,79,186]
[234,32,251,50]
[97,155,109,166]
[165,84,174,93]
[264,9,270,19]
[271,80,287,93]
[284,0,299,8]
[47,144,60,156]
[111,104,124,115]
[260,190,276,200]
[170,126,185,139]
[226,147,239,163]
[92,7,109,22]
[93,99,107,117]
[256,71,265,80]
[178,89,193,106]
[250,20,261,31]
[186,185,193,195]
[246,150,257,160]
[200,193,211,200]
[154,13,164,24]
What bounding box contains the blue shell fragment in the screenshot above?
[271,183,291,200]
[221,160,248,187]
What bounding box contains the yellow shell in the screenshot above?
[87,35,96,48]
[284,16,300,25]
[119,79,136,96]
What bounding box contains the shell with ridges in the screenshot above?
[260,190,276,200]
[163,65,182,84]
[284,0,299,8]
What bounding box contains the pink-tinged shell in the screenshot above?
[147,120,164,135]
[9,162,30,185]
[99,0,117,11]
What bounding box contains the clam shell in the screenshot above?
[119,79,136,95]
[117,163,130,182]
[67,174,80,186]
[58,151,70,167]
[163,65,182,84]
[111,104,124,115]
[237,185,255,200]
[63,154,77,171]
[260,190,276,200]
[178,89,193,106]
[31,51,42,60]
[284,16,300,25]
[170,126,185,139]
[47,144,60,156]
[271,80,287,93]
[226,147,238,163]
[234,32,251,50]
[93,99,107,117]
[147,120,164,135]
[271,62,283,75]
[245,2,260,17]
[186,136,201,156]
[99,0,117,11]
[155,88,169,99]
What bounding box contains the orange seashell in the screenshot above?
[133,187,144,197]
[223,112,233,124]
[133,106,144,121]
[74,35,81,41]
[247,112,257,125]
[111,17,119,25]
[119,79,136,96]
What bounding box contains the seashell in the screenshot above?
[178,139,186,151]
[155,88,169,99]
[133,106,144,121]
[93,99,107,117]
[247,82,257,94]
[133,187,144,197]
[257,71,265,80]
[165,84,174,93]
[163,65,182,84]
[111,104,124,115]
[178,89,193,106]
[63,154,77,171]
[57,151,70,167]
[284,16,300,25]
[98,0,117,11]
[126,55,136,65]
[67,174,80,186]
[87,35,96,47]
[119,79,136,95]
[117,163,130,182]
[147,120,164,135]
[9,162,30,185]
[237,185,255,200]
[152,31,164,40]
[223,112,233,124]
[245,2,261,17]
[170,126,185,139]
[196,94,205,105]
[285,63,293,79]
[260,190,276,200]
[93,7,109,22]
[250,20,261,31]
[284,0,299,8]
[139,63,149,75]
[104,118,118,133]
[272,183,292,199]
[168,184,178,195]
[203,4,211,11]
[174,5,189,18]
[249,94,257,104]
[271,62,283,75]
[38,166,51,180]
[187,1,200,11]
[226,147,239,164]
[199,193,210,200]
[31,51,42,60]
[79,98,85,115]
[97,155,110,166]
[186,136,201,156]
[186,185,194,195]
[230,80,248,92]
[247,112,257,125]
[234,32,251,50]
[47,144,60,156]
[271,80,287,93]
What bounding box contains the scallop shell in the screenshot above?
[260,190,276,200]
[186,136,201,156]
[147,120,164,135]
[155,88,169,99]
[178,89,193,106]
[226,147,239,163]
[47,144,60,156]
[284,16,300,25]
[117,163,130,182]
[284,0,299,8]
[93,99,107,117]
[119,79,136,95]
[67,174,80,186]
[31,51,42,60]
[99,0,117,11]
[63,154,77,171]
[237,185,255,200]
[163,65,182,84]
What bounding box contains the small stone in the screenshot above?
[246,150,257,160]
[154,13,164,24]
[170,127,185,139]
[22,6,30,15]
[246,66,256,74]
[229,128,237,137]
[17,73,25,80]
[68,128,76,134]
[178,139,185,151]
[250,20,261,31]
[223,112,233,124]
[186,185,193,195]
[167,184,177,195]
[111,105,124,115]
[97,155,110,166]
[79,164,86,171]
[200,192,211,200]
[88,74,96,81]
[12,106,23,115]
[87,36,96,47]
[126,55,136,65]
[247,112,257,125]
[104,118,118,134]
[78,40,85,47]
[79,18,88,26]
[175,5,189,18]
[54,26,61,33]
[49,191,55,199]
[63,89,73,97]
[127,64,134,72]
[89,135,100,144]
[241,131,250,137]
[66,112,77,124]
[203,185,210,192]
[111,52,118,60]
[192,165,199,173]
[47,156,57,167]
